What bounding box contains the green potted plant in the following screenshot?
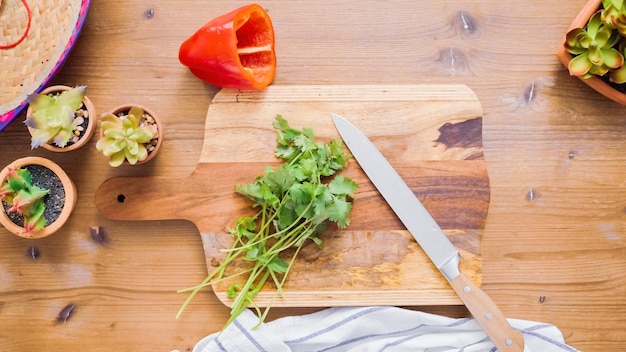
[95,105,163,167]
[25,85,97,151]
[0,157,77,239]
[557,0,626,105]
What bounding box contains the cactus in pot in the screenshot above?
[0,157,77,239]
[25,85,96,151]
[558,0,626,104]
[565,11,623,79]
[96,105,162,167]
[0,167,49,233]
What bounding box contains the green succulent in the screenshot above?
[0,167,49,233]
[608,38,626,83]
[602,0,626,35]
[25,86,86,149]
[565,11,624,78]
[96,106,157,167]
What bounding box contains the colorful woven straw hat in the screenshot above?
[0,0,91,131]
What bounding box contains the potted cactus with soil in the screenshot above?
[557,0,626,105]
[95,105,163,167]
[0,157,77,239]
[25,85,97,151]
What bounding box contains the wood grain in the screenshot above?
[0,1,624,351]
[95,84,487,307]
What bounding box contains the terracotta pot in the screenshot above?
[557,0,626,105]
[26,85,97,152]
[0,157,77,239]
[98,104,163,166]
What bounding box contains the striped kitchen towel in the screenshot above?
[191,306,578,352]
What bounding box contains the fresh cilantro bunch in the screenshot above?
[177,115,358,327]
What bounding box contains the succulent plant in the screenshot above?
[96,106,157,167]
[565,11,624,79]
[0,167,49,233]
[602,0,626,35]
[609,38,626,83]
[25,86,87,149]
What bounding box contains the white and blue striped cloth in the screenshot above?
[191,306,578,352]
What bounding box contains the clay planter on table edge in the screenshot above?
[0,157,77,239]
[26,85,97,152]
[557,0,626,105]
[99,104,163,166]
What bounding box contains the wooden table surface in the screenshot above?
[1,1,625,351]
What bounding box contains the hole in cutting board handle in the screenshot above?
[117,194,126,203]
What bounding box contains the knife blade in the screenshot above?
[331,113,525,352]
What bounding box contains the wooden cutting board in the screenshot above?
[95,85,487,307]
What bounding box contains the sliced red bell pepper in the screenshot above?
[179,4,276,90]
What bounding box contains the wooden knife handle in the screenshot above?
[449,273,525,351]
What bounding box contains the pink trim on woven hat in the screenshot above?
[0,0,91,131]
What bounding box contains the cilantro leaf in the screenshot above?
[227,284,240,299]
[328,197,353,228]
[267,256,289,274]
[264,165,295,195]
[329,175,358,196]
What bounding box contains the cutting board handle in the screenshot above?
[95,163,272,229]
[95,175,194,221]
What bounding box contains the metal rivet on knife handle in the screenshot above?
[449,265,525,351]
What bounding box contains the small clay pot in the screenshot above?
[557,0,626,105]
[99,104,163,166]
[26,85,97,152]
[0,157,77,239]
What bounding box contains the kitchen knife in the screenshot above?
[331,113,526,352]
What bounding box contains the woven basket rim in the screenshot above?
[0,0,91,132]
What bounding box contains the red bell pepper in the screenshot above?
[179,4,276,90]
